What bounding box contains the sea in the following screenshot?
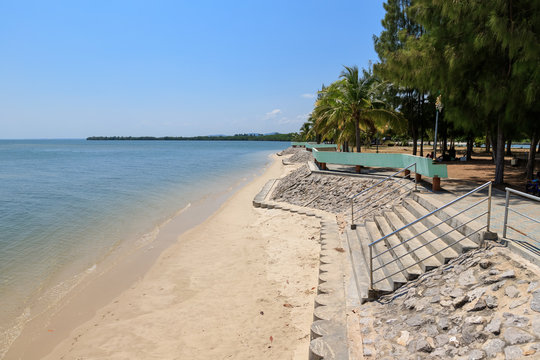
[0,139,288,356]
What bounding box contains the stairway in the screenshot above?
[346,191,488,300]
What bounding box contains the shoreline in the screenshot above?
[7,153,322,359]
[4,155,275,359]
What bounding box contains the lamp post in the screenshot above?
[433,95,443,160]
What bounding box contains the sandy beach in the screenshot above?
[11,155,321,359]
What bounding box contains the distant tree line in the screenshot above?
[87,133,295,141]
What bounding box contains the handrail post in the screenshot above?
[414,163,417,192]
[350,198,356,229]
[503,188,510,238]
[487,182,492,232]
[369,245,373,289]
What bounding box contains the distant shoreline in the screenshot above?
[87,134,295,141]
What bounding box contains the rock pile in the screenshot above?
[356,246,540,359]
[285,149,314,163]
[271,165,412,216]
[277,146,300,156]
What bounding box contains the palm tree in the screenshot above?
[337,65,403,152]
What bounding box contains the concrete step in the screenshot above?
[365,221,407,291]
[403,198,479,253]
[394,205,460,264]
[412,192,492,243]
[374,214,422,280]
[344,228,370,302]
[383,211,442,271]
[354,226,393,294]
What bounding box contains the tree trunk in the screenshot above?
[466,135,474,161]
[316,134,321,144]
[506,139,512,156]
[494,118,505,185]
[442,119,448,156]
[420,118,424,156]
[412,136,418,156]
[491,133,497,163]
[526,132,538,180]
[485,131,491,153]
[355,118,361,153]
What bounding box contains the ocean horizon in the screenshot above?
[0,139,288,356]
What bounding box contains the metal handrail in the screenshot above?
[503,188,540,239]
[350,163,417,228]
[353,179,413,216]
[368,181,492,288]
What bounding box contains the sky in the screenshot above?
[0,0,386,138]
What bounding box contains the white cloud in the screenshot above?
[264,109,281,119]
[301,93,316,99]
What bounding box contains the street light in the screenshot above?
[433,95,443,160]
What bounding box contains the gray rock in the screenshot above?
[482,338,505,358]
[509,297,529,309]
[431,347,447,357]
[468,349,485,360]
[484,276,500,285]
[438,317,449,330]
[468,287,487,301]
[485,318,502,335]
[450,288,464,298]
[504,345,523,360]
[531,290,540,312]
[406,314,424,327]
[500,269,516,279]
[403,297,416,310]
[465,316,486,325]
[504,314,529,327]
[406,339,416,353]
[461,325,478,345]
[479,260,492,269]
[488,269,500,275]
[430,294,441,303]
[450,314,463,324]
[440,299,453,307]
[425,287,439,297]
[453,295,469,308]
[416,338,433,353]
[469,298,487,312]
[435,334,449,347]
[424,324,439,338]
[491,280,506,291]
[459,269,478,287]
[528,281,538,293]
[414,298,429,311]
[485,295,498,309]
[505,285,520,298]
[503,327,535,345]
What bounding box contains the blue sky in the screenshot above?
[0,0,385,138]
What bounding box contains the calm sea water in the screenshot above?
[0,139,288,353]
